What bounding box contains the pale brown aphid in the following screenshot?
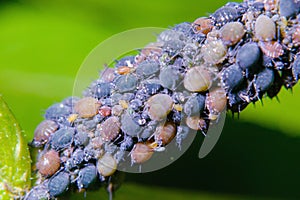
[74,97,101,118]
[201,40,227,64]
[97,153,117,177]
[99,106,112,117]
[67,114,78,124]
[130,143,154,164]
[192,17,214,35]
[100,67,115,83]
[206,87,227,120]
[36,150,60,177]
[99,116,121,142]
[154,121,177,146]
[186,116,207,131]
[33,120,58,147]
[259,41,284,58]
[116,66,132,75]
[220,22,245,46]
[183,66,212,92]
[255,14,276,41]
[147,94,173,121]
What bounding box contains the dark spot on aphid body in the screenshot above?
[48,171,70,197]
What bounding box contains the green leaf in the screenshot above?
[0,95,31,200]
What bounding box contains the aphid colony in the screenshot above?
[26,0,300,199]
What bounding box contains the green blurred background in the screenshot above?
[1,0,300,199]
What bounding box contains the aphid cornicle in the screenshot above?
[36,150,60,177]
[32,120,58,147]
[183,66,212,92]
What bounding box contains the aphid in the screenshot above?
[77,164,98,190]
[259,41,284,58]
[112,105,123,116]
[100,67,115,83]
[221,64,244,92]
[51,128,74,150]
[279,0,300,18]
[147,94,174,121]
[97,153,117,177]
[174,104,183,112]
[192,17,214,35]
[24,184,50,200]
[114,74,138,93]
[119,135,135,151]
[172,22,193,35]
[220,22,245,46]
[74,131,89,147]
[129,99,143,111]
[159,66,182,90]
[99,106,112,117]
[183,66,212,92]
[99,116,121,142]
[264,0,278,12]
[184,94,206,117]
[91,82,112,99]
[267,70,283,98]
[136,61,160,77]
[210,6,240,26]
[201,40,227,64]
[66,148,85,169]
[74,97,101,118]
[205,87,227,120]
[186,116,209,132]
[44,103,72,120]
[67,113,78,124]
[255,14,276,41]
[120,112,143,137]
[48,171,69,197]
[119,99,129,109]
[141,82,163,96]
[253,67,275,98]
[163,39,186,56]
[227,91,249,114]
[130,143,154,164]
[115,56,135,68]
[154,121,177,146]
[236,42,261,77]
[158,29,184,42]
[116,66,132,75]
[292,54,300,82]
[32,120,58,147]
[37,150,60,177]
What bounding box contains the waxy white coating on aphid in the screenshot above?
[201,40,227,64]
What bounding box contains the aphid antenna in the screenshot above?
[275,95,280,103]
